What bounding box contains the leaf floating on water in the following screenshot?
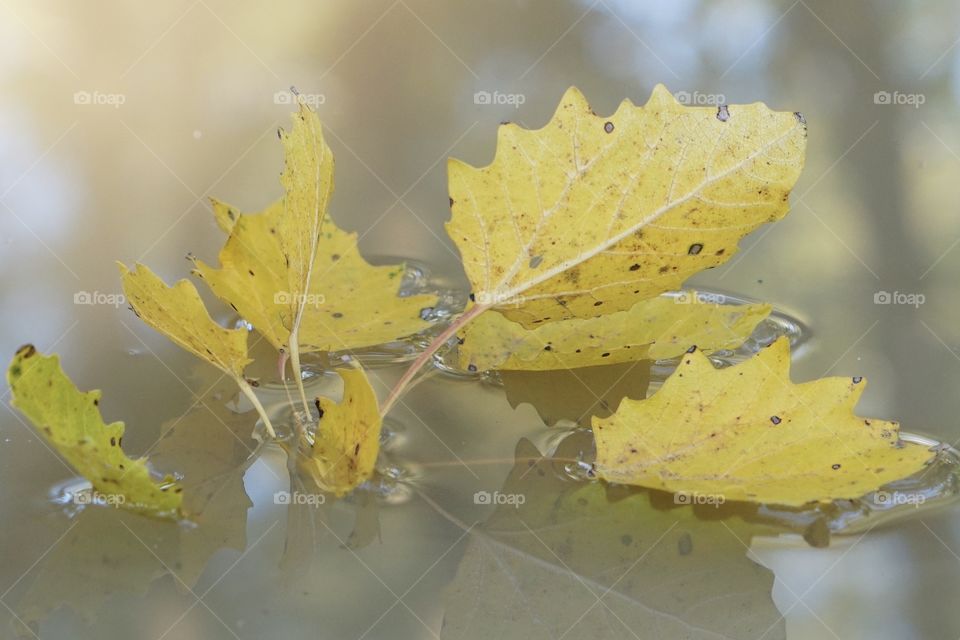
[194,196,438,354]
[298,367,381,496]
[458,294,770,371]
[441,438,785,639]
[119,263,251,378]
[446,85,806,327]
[6,345,181,516]
[194,103,435,357]
[593,337,934,506]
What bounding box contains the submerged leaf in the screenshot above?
[299,367,381,496]
[501,360,652,427]
[446,85,806,327]
[458,294,770,370]
[441,438,785,639]
[6,345,181,515]
[119,262,250,379]
[194,197,437,353]
[594,337,934,506]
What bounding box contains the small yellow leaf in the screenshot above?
[194,197,438,353]
[6,345,181,515]
[593,337,933,506]
[447,85,806,327]
[300,367,381,496]
[119,262,250,379]
[458,294,770,370]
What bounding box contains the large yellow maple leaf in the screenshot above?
[446,85,807,327]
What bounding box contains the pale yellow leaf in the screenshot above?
[446,85,806,327]
[458,293,770,370]
[119,262,250,379]
[299,367,381,496]
[194,197,438,353]
[593,337,933,506]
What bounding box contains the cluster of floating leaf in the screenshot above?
[6,86,953,530]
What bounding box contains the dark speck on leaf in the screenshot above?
[469,293,476,302]
[419,307,434,320]
[467,364,478,372]
[688,243,703,255]
[686,345,697,353]
[248,269,255,276]
[794,112,806,124]
[629,263,640,271]
[770,416,782,425]
[852,376,863,384]
[832,463,841,470]
[332,312,343,319]
[604,121,615,133]
[716,105,730,122]
[601,352,610,358]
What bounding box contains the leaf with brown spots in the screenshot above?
[5,345,182,516]
[458,293,770,371]
[594,337,934,506]
[193,196,437,355]
[447,85,806,328]
[296,367,381,496]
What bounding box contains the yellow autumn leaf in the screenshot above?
[120,262,250,376]
[193,197,437,354]
[593,337,933,506]
[6,345,182,515]
[118,262,276,437]
[298,367,381,496]
[458,293,770,371]
[446,85,806,328]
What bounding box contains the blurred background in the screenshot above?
[3,1,960,638]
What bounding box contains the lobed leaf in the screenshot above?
[593,337,934,506]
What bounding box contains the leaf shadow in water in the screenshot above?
[435,433,787,640]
